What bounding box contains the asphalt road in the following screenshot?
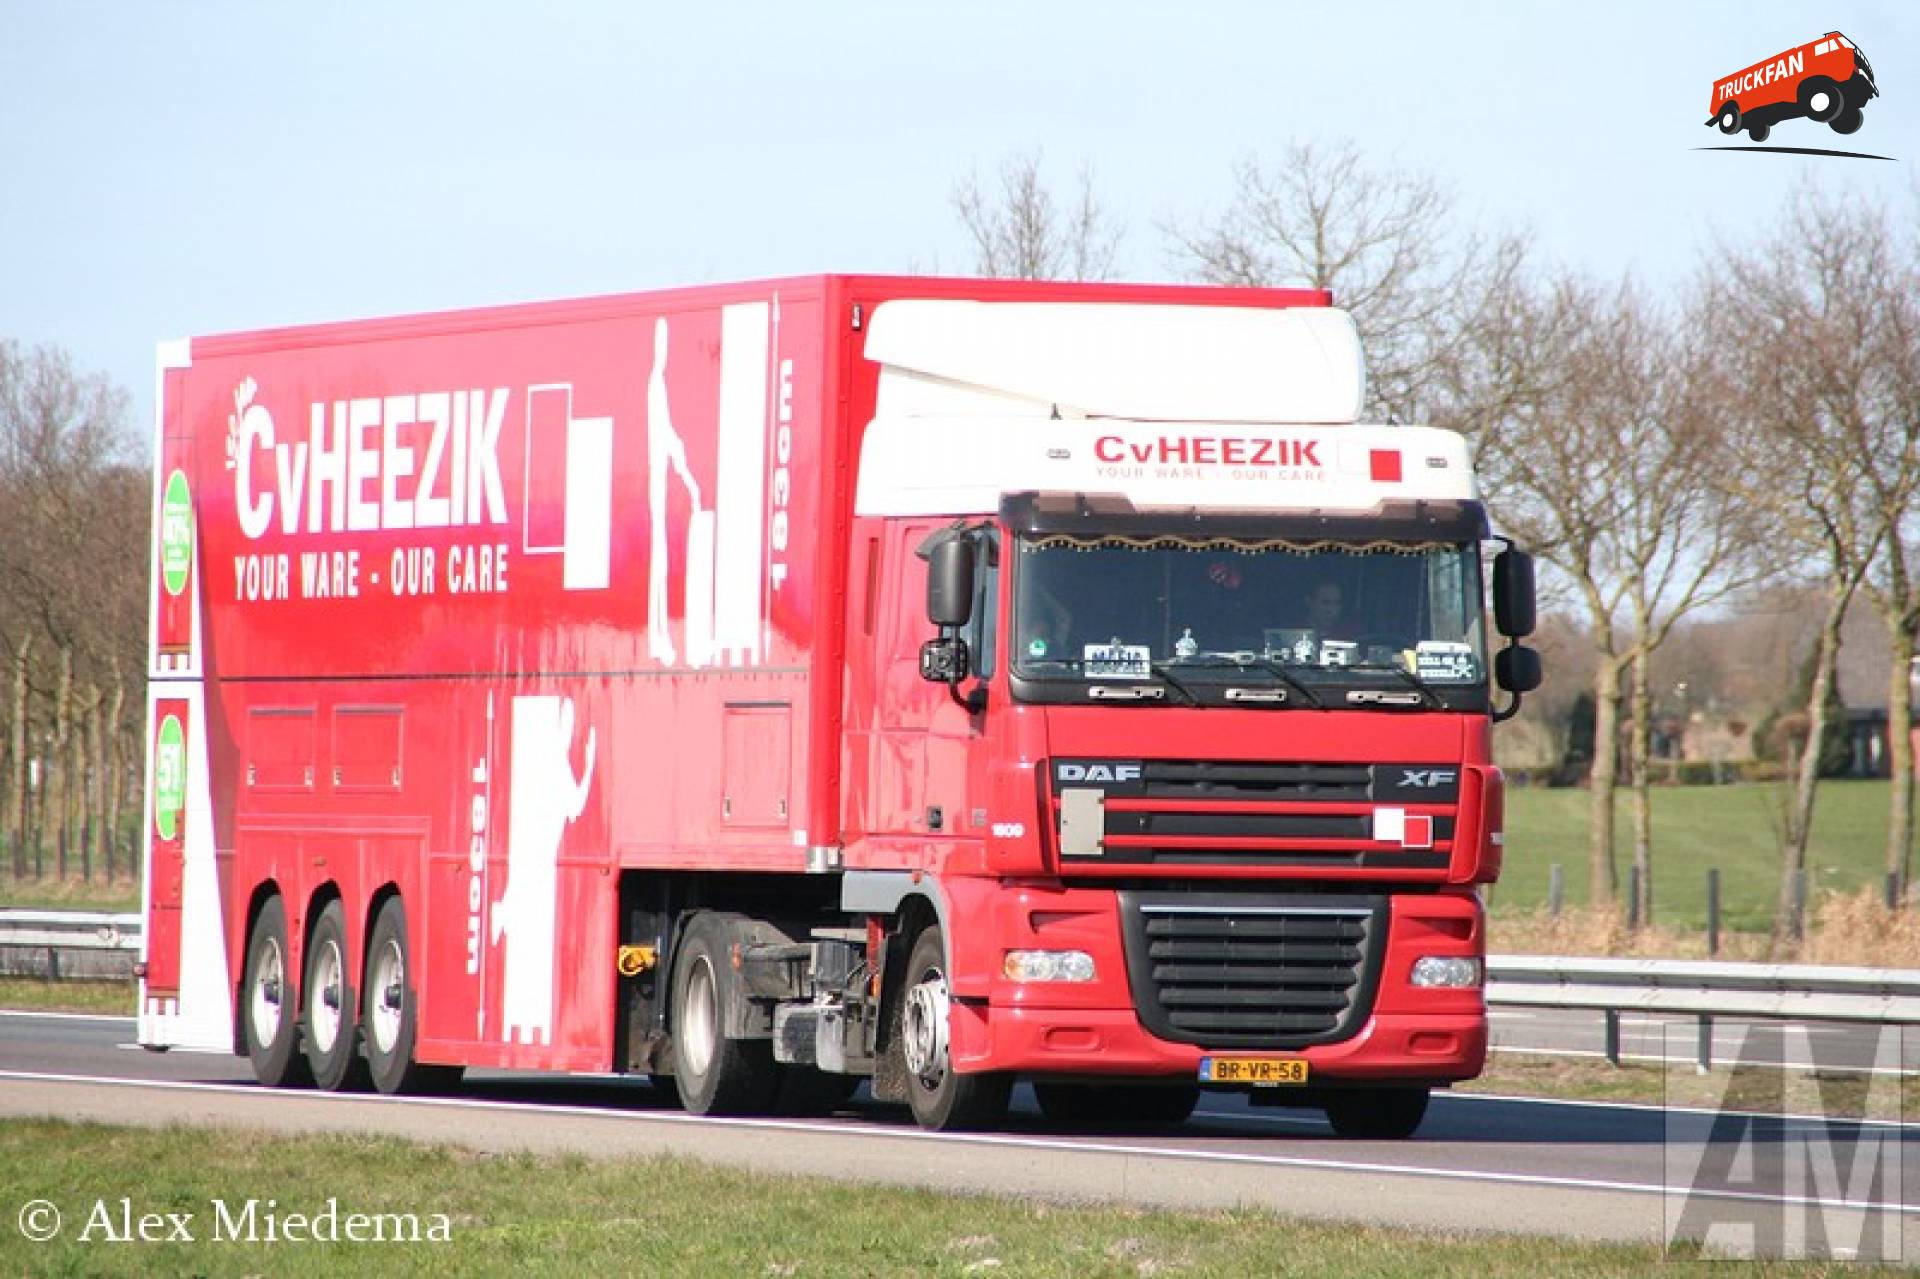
[2,1010,1917,1254]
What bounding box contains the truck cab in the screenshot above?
[836,298,1540,1133]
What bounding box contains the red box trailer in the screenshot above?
[140,274,1540,1135]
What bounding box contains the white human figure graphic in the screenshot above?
[647,318,704,666]
[493,695,595,1045]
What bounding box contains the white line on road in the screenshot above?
[1,1068,1913,1218]
[0,1009,133,1024]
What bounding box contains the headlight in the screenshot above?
[1002,950,1097,983]
[1410,956,1483,988]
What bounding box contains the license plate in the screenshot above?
[1198,1056,1309,1086]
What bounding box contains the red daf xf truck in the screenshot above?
[139,274,1540,1136]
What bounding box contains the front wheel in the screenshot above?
[242,896,309,1088]
[900,925,1010,1130]
[1799,76,1843,122]
[1324,1086,1430,1139]
[363,898,462,1095]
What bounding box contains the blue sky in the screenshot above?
[2,2,1913,438]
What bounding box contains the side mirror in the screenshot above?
[920,636,970,685]
[927,538,975,628]
[1495,645,1543,694]
[1493,548,1537,639]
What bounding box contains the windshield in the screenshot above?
[1010,533,1487,707]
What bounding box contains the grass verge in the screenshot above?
[1468,1053,1920,1116]
[0,976,133,1016]
[0,874,141,913]
[0,1118,1853,1276]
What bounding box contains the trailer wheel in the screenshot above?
[301,900,369,1091]
[1715,103,1741,135]
[242,896,310,1088]
[1798,76,1843,122]
[670,913,778,1115]
[363,898,461,1095]
[900,925,1011,1130]
[1034,1082,1200,1126]
[1830,107,1864,135]
[1324,1086,1430,1139]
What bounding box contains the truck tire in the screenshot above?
[1830,107,1864,135]
[363,897,462,1095]
[900,925,1011,1131]
[671,913,778,1115]
[1715,103,1740,135]
[1798,76,1843,122]
[241,896,310,1088]
[302,900,370,1091]
[1033,1082,1200,1126]
[1746,121,1771,143]
[1324,1086,1430,1139]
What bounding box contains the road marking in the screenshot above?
[0,1068,1913,1217]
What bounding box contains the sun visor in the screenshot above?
[866,300,1365,424]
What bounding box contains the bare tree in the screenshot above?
[1696,195,1914,936]
[0,340,141,882]
[1167,140,1527,423]
[952,152,1122,282]
[1462,275,1763,911]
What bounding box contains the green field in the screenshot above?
[1494,779,1906,933]
[0,1119,1855,1276]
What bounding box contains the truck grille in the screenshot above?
[1118,891,1386,1049]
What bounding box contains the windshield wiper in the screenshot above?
[1168,653,1324,709]
[1145,660,1203,706]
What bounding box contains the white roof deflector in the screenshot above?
[866,300,1365,424]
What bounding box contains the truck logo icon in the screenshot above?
[1399,769,1458,789]
[1706,31,1878,143]
[1055,761,1143,785]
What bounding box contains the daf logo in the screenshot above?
[1056,762,1142,784]
[1400,769,1458,789]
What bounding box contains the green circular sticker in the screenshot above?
[154,715,186,842]
[161,470,193,596]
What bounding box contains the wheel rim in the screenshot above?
[250,938,285,1048]
[681,956,718,1078]
[1809,91,1831,114]
[901,964,951,1088]
[369,937,404,1055]
[309,938,344,1054]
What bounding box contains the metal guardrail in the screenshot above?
[1487,954,1920,1070]
[0,909,141,981]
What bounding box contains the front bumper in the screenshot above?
[938,876,1488,1082]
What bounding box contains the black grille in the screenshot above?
[1137,761,1372,801]
[1119,891,1386,1049]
